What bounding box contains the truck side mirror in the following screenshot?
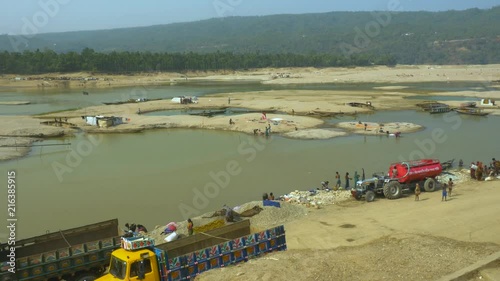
[138,260,145,280]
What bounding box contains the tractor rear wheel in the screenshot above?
[424,178,436,192]
[365,191,375,202]
[383,181,402,199]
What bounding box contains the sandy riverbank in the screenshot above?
[194,177,500,281]
[2,64,499,91]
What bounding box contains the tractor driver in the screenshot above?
[392,166,398,178]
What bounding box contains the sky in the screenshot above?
[1,0,499,35]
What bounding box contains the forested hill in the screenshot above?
[1,7,500,65]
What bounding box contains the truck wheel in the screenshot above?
[383,181,402,199]
[74,274,97,281]
[365,191,375,202]
[424,178,436,192]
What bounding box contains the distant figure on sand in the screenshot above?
[187,219,194,236]
[448,178,454,197]
[335,172,341,189]
[415,183,421,201]
[475,161,483,180]
[269,192,275,200]
[442,184,448,201]
[228,97,231,104]
[470,162,477,179]
[458,159,463,168]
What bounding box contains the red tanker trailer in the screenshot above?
[384,159,442,199]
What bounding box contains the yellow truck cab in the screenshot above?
[97,248,159,281]
[98,221,287,281]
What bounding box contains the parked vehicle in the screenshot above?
[0,219,121,281]
[351,172,386,202]
[384,159,443,199]
[96,220,286,281]
[352,159,443,201]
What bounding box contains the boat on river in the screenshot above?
[346,102,375,110]
[454,108,489,116]
[459,101,477,108]
[189,109,226,117]
[417,102,448,111]
[103,98,162,105]
[441,159,454,170]
[428,104,451,114]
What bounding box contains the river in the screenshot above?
[0,82,498,239]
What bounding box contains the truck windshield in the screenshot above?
[109,256,127,279]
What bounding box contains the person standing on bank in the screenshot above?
[335,172,341,189]
[415,183,421,201]
[345,172,352,190]
[448,178,454,197]
[187,219,194,236]
[354,171,360,184]
[441,184,448,202]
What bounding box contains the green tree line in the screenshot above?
[0,48,397,74]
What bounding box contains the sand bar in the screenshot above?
[336,121,424,135]
[2,64,500,160]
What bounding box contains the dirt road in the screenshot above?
[198,180,500,281]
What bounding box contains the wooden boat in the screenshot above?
[312,110,344,117]
[416,102,448,111]
[103,98,162,105]
[429,105,451,114]
[459,101,476,108]
[455,108,488,116]
[346,102,375,110]
[441,159,454,170]
[40,120,78,128]
[189,109,226,117]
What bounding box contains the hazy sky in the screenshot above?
[1,0,499,35]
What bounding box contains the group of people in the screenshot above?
[441,178,454,201]
[320,171,363,190]
[414,178,454,202]
[253,124,272,136]
[123,223,148,237]
[263,192,275,200]
[468,158,499,180]
[335,171,365,190]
